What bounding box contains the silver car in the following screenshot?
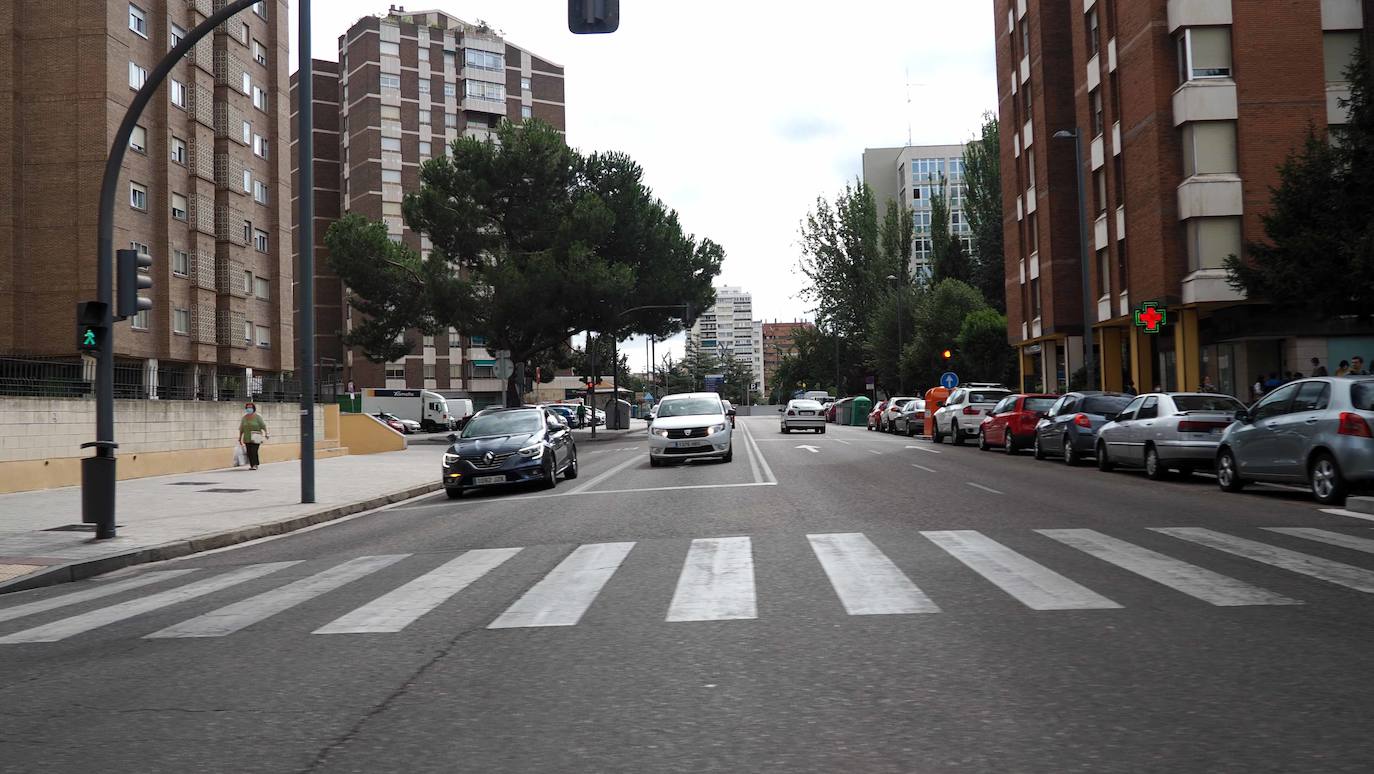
[1216,377,1374,505]
[1096,392,1246,479]
[879,397,916,433]
[932,385,1011,445]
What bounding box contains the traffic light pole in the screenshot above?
[299,0,316,504]
[88,0,265,538]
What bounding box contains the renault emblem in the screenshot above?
[483,451,495,464]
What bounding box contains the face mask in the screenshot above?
[244,408,255,415]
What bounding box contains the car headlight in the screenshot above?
[443,452,460,467]
[653,428,671,438]
[709,423,727,434]
[518,443,544,458]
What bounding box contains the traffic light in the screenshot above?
[568,0,619,33]
[116,248,153,320]
[941,347,955,362]
[76,301,108,353]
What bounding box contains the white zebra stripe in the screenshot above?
[1156,527,1374,593]
[808,533,940,615]
[488,542,635,629]
[666,537,757,622]
[923,530,1120,611]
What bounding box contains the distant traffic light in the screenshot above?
[568,0,619,33]
[941,348,954,361]
[116,248,153,320]
[76,301,108,353]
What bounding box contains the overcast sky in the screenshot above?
[290,1,998,370]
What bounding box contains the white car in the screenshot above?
[648,392,733,467]
[376,412,421,434]
[780,399,826,433]
[931,384,1011,445]
[880,397,917,432]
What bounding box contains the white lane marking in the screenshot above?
[911,464,937,473]
[0,562,299,644]
[314,548,521,634]
[867,449,882,456]
[666,537,757,622]
[0,570,200,625]
[906,445,942,454]
[807,533,940,615]
[488,542,636,628]
[394,481,779,509]
[574,482,777,495]
[1038,529,1300,607]
[1155,527,1374,594]
[966,482,1003,495]
[1319,508,1374,523]
[148,555,409,638]
[797,445,821,454]
[923,531,1121,611]
[833,439,852,445]
[1264,527,1374,555]
[565,452,642,495]
[742,421,764,483]
[741,422,776,484]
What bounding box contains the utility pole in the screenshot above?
[298,0,316,504]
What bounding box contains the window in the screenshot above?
[132,309,150,330]
[1027,212,1039,254]
[242,269,253,295]
[381,137,401,152]
[256,325,270,348]
[381,105,401,121]
[171,192,188,221]
[419,140,432,157]
[170,135,187,165]
[1251,383,1298,421]
[1324,31,1361,84]
[419,109,431,125]
[380,41,399,57]
[129,61,147,90]
[242,120,252,144]
[1136,396,1159,420]
[1086,8,1100,57]
[130,182,148,211]
[129,4,147,37]
[419,46,430,63]
[423,364,436,380]
[254,180,269,204]
[380,74,401,90]
[1185,216,1242,272]
[1292,381,1331,412]
[1177,27,1232,82]
[242,169,253,193]
[1026,146,1036,188]
[1030,277,1042,317]
[173,249,190,276]
[254,276,269,299]
[253,39,267,66]
[253,1,266,19]
[418,80,431,94]
[1091,88,1104,137]
[1117,396,1144,421]
[1183,121,1238,176]
[242,220,252,244]
[386,363,405,380]
[382,169,401,184]
[448,328,461,347]
[445,112,458,127]
[1113,154,1125,204]
[443,82,457,97]
[1094,169,1107,214]
[471,335,487,346]
[444,51,456,70]
[1019,19,1030,58]
[170,23,185,49]
[1098,248,1110,296]
[253,134,268,158]
[254,229,269,253]
[464,80,505,102]
[130,240,150,256]
[241,72,251,95]
[521,76,531,92]
[170,79,187,108]
[252,86,267,111]
[173,308,190,335]
[464,49,504,71]
[243,320,253,344]
[521,105,532,120]
[129,125,147,153]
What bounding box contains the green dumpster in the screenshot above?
[849,396,872,426]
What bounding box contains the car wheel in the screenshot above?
[1097,441,1115,472]
[952,422,965,446]
[1033,434,1046,460]
[906,423,915,437]
[1004,432,1017,456]
[722,444,733,463]
[1309,452,1347,505]
[1063,435,1079,467]
[932,423,944,444]
[1144,446,1169,481]
[563,451,579,480]
[1215,449,1244,492]
[541,458,558,490]
[977,429,989,451]
[445,487,464,500]
[781,426,790,434]
[818,427,826,434]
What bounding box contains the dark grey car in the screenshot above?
[1032,391,1134,466]
[1216,377,1374,505]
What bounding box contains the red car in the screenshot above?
[867,400,889,431]
[978,393,1059,454]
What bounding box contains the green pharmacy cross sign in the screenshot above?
[1133,302,1168,334]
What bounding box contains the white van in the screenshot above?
[361,388,452,431]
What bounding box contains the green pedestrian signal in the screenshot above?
[82,329,97,347]
[76,301,108,353]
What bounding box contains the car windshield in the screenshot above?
[792,400,822,410]
[1173,395,1245,413]
[1081,396,1134,415]
[1023,397,1057,413]
[891,398,911,407]
[656,397,723,418]
[969,390,1010,404]
[460,411,543,438]
[905,401,925,411]
[1352,382,1374,411]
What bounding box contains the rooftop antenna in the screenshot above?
[906,71,928,148]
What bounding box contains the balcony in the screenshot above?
[1177,174,1243,219]
[1086,54,1101,91]
[1182,269,1245,305]
[1094,213,1109,250]
[1022,119,1033,149]
[461,94,508,116]
[1172,80,1238,126]
[1167,0,1232,32]
[1322,0,1364,29]
[1091,135,1105,170]
[1028,251,1040,280]
[1098,294,1112,322]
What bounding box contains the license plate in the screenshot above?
[474,475,506,486]
[800,411,814,415]
[672,441,706,449]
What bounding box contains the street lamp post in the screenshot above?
[887,274,904,394]
[1053,128,1097,391]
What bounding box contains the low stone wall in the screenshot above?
[0,398,332,493]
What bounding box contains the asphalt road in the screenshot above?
[4,417,1374,773]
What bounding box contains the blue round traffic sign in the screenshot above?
[940,371,959,389]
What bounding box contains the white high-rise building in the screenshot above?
[687,286,765,396]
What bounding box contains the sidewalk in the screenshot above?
[0,445,446,594]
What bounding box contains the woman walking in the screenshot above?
[239,402,268,471]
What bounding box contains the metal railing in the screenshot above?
[0,355,340,403]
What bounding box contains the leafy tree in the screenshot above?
[1225,44,1374,320]
[865,284,921,394]
[879,199,915,283]
[963,112,1005,311]
[716,349,759,405]
[929,176,970,284]
[325,119,722,405]
[798,182,892,341]
[956,308,1016,385]
[901,279,988,390]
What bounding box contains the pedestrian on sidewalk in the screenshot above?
[1335,360,1351,377]
[239,402,269,471]
[1311,357,1329,377]
[1352,356,1369,376]
[576,403,587,429]
[1200,374,1217,393]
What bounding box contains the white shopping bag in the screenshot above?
[233,445,248,467]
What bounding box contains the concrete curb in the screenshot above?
[1347,496,1374,516]
[0,481,443,596]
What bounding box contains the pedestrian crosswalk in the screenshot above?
[6,526,1374,645]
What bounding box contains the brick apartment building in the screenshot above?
[761,321,813,395]
[292,7,566,408]
[0,0,294,398]
[996,0,1372,398]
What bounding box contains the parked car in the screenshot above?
[1216,377,1374,505]
[780,399,826,433]
[441,407,578,499]
[893,399,927,436]
[1032,391,1135,465]
[1096,392,1246,479]
[542,404,581,427]
[648,392,734,467]
[880,397,916,433]
[826,398,848,423]
[374,412,419,434]
[722,400,737,428]
[931,385,1011,445]
[978,393,1058,454]
[866,400,889,431]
